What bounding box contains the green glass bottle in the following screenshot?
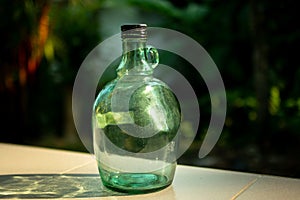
[93,24,181,193]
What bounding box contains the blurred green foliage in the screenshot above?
[0,0,299,177]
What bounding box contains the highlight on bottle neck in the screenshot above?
[121,24,147,40]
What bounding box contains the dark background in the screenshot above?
[1,0,299,178]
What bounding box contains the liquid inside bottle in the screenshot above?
[93,24,181,193]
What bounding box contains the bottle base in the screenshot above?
[99,168,172,194]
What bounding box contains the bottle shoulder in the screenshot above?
[114,75,170,88]
[94,79,117,107]
[93,75,175,109]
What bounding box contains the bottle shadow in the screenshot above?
[0,174,125,198]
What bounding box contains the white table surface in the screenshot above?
[0,143,299,200]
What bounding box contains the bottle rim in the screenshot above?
[121,24,147,39]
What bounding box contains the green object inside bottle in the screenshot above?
[95,80,180,153]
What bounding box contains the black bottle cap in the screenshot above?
[121,24,147,31]
[121,24,147,39]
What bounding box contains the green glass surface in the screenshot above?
[93,25,181,193]
[98,161,176,193]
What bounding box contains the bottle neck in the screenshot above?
[117,38,153,77]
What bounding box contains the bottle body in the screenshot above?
[92,24,181,193]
